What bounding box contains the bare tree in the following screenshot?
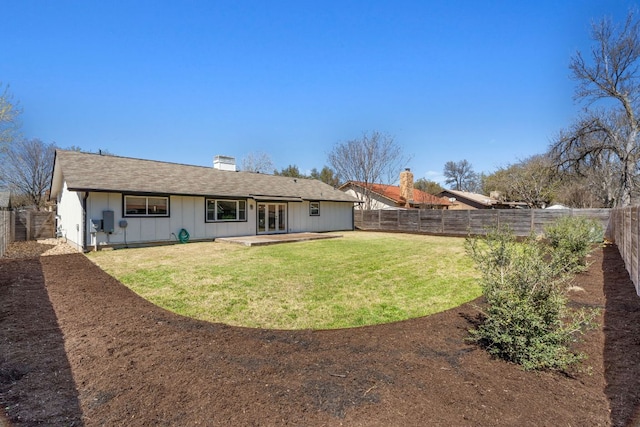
[0,83,21,148]
[550,11,640,207]
[483,155,558,208]
[0,139,57,209]
[443,160,478,191]
[328,131,409,209]
[241,151,274,173]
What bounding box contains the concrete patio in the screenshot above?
[215,232,342,247]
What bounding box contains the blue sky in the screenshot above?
[3,1,637,184]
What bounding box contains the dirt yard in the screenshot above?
[0,240,639,426]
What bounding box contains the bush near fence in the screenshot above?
[355,208,611,237]
[608,206,640,295]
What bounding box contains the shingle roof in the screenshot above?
[342,181,451,206]
[441,189,497,207]
[50,150,358,203]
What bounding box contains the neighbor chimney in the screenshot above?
[399,168,414,208]
[213,155,237,171]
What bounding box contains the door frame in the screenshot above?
[256,202,288,234]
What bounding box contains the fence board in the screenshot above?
[419,210,443,233]
[32,211,55,239]
[497,210,531,235]
[597,206,639,295]
[355,208,611,238]
[380,210,400,229]
[442,211,469,234]
[0,211,11,257]
[398,210,419,231]
[531,210,567,234]
[631,207,638,290]
[13,211,55,241]
[469,210,498,234]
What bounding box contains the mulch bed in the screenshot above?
[0,242,639,426]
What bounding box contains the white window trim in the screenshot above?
[206,199,247,222]
[309,201,320,216]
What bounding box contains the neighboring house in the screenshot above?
[340,169,451,210]
[0,190,11,210]
[50,150,359,251]
[438,189,528,210]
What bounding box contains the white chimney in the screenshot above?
[213,155,236,171]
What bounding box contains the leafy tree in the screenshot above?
[0,83,21,148]
[0,139,57,210]
[241,151,274,173]
[274,164,304,178]
[443,159,478,192]
[310,166,340,187]
[550,11,640,207]
[414,178,443,195]
[328,131,409,209]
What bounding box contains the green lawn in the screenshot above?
[87,231,481,330]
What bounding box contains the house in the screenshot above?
[340,169,451,210]
[0,190,11,210]
[49,150,359,251]
[438,189,528,210]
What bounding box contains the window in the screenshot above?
[309,201,320,216]
[206,199,246,222]
[124,195,169,217]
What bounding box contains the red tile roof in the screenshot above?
[346,182,451,207]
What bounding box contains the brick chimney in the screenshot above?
[399,168,414,208]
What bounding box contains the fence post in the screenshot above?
[530,210,535,234]
[11,211,15,242]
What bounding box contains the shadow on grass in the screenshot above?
[0,257,83,426]
[603,244,640,427]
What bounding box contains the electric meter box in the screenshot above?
[102,210,115,234]
[90,219,102,232]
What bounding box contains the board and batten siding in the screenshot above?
[58,183,355,249]
[287,201,354,233]
[85,192,258,247]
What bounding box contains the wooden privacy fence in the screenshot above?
[608,206,640,295]
[354,208,611,237]
[0,211,13,258]
[13,211,55,242]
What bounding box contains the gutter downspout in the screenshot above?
[81,192,88,252]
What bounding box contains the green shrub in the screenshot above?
[465,226,598,371]
[544,216,603,274]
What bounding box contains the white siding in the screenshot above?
[61,184,354,248]
[56,181,85,250]
[86,193,259,247]
[288,201,353,232]
[343,188,398,210]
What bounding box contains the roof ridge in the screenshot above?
[57,149,256,174]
